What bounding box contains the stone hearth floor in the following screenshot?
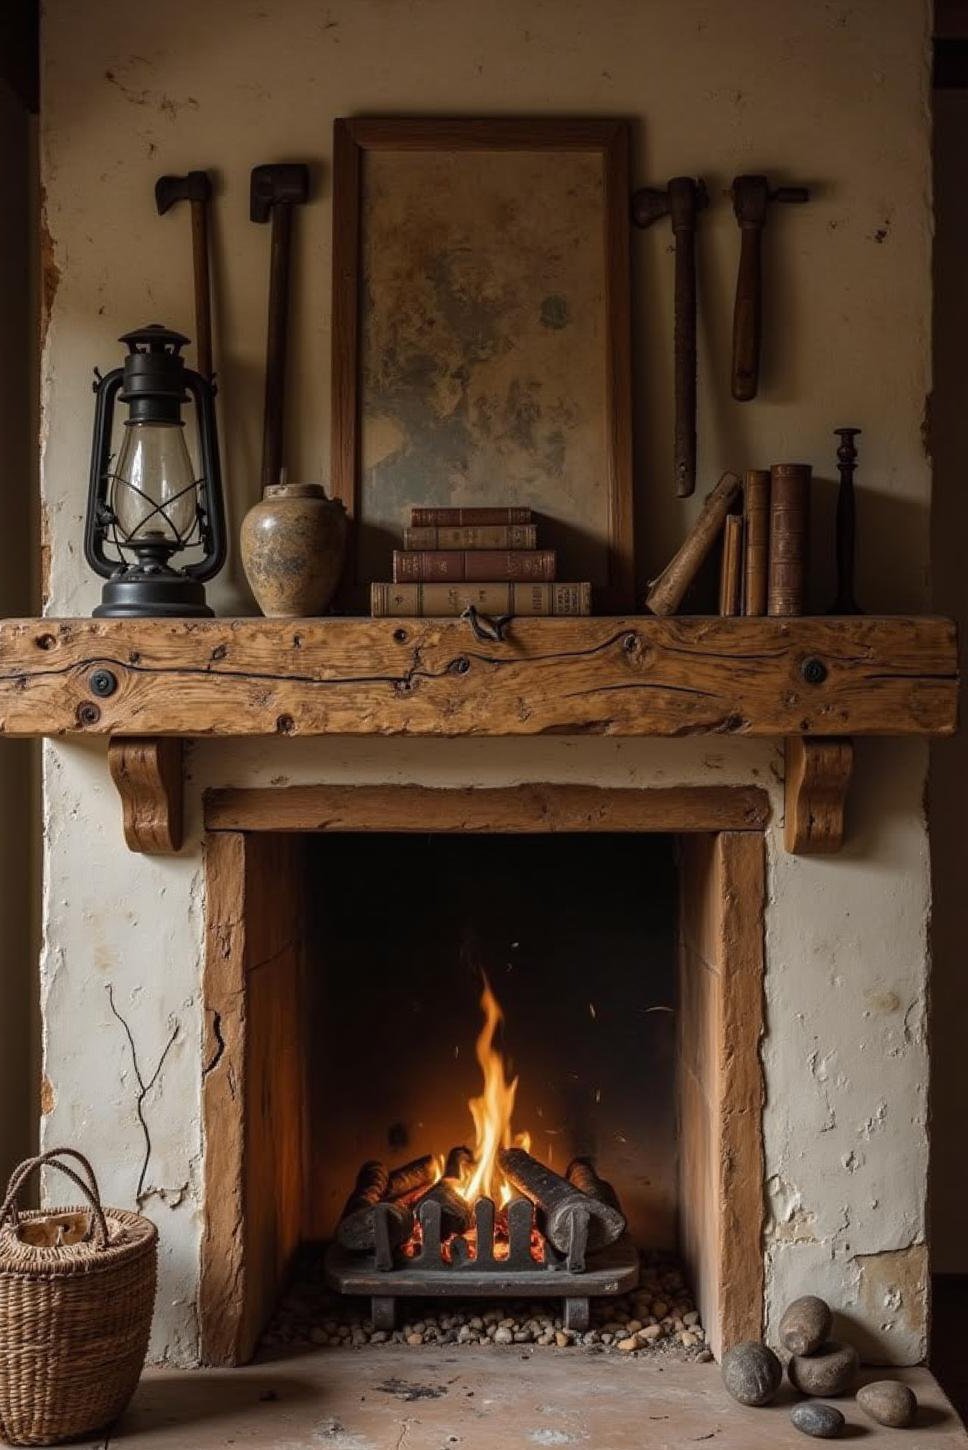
[87,1351,966,1447]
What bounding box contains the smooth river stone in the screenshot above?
[857,1380,918,1428]
[791,1402,846,1439]
[789,1340,860,1397]
[780,1295,833,1356]
[722,1341,783,1406]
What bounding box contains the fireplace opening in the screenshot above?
[200,786,766,1367]
[306,833,676,1335]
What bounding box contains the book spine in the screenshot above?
[743,469,770,616]
[409,507,533,526]
[403,524,538,550]
[768,464,811,616]
[719,514,744,616]
[392,550,555,583]
[371,582,592,617]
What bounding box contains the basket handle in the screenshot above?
[0,1149,110,1250]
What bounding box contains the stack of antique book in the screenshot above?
[370,507,592,617]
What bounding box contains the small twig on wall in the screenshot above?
[106,983,179,1204]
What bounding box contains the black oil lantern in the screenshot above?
[85,324,226,617]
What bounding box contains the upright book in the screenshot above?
[371,582,592,617]
[768,464,811,616]
[410,507,533,527]
[743,470,770,616]
[393,549,556,583]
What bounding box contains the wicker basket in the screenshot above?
[0,1149,157,1446]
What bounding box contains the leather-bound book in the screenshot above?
[410,506,532,526]
[719,514,744,616]
[768,464,811,616]
[743,469,770,616]
[371,582,591,617]
[393,550,555,583]
[403,524,537,550]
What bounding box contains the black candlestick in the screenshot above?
[829,426,862,614]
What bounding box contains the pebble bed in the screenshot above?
[263,1250,709,1360]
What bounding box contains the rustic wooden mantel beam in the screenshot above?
[0,615,957,739]
[0,616,954,855]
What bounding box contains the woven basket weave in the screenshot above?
[0,1149,157,1446]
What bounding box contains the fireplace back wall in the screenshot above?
[306,833,678,1249]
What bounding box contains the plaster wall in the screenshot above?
[39,0,934,1365]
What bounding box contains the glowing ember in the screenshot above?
[456,977,530,1207]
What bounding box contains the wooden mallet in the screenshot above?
[154,170,214,379]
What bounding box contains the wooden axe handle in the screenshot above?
[190,199,212,380]
[731,224,762,401]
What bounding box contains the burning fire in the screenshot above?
[456,977,530,1207]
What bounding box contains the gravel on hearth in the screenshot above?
[261,1250,709,1360]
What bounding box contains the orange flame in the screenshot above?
[457,977,530,1206]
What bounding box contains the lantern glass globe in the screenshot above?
[113,420,196,543]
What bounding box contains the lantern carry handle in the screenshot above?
[84,366,125,579]
[182,367,226,583]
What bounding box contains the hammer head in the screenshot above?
[250,163,310,223]
[631,178,708,230]
[731,174,810,226]
[154,170,212,215]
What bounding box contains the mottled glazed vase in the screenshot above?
[241,482,348,617]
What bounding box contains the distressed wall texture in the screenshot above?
[40,0,933,1365]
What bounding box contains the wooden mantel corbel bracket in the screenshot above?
[784,736,854,855]
[108,737,184,854]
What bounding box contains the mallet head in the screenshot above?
[249,163,310,223]
[154,170,212,215]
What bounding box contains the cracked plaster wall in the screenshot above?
[40,1,933,1365]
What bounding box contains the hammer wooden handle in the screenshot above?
[261,203,293,493]
[672,204,698,494]
[731,224,762,402]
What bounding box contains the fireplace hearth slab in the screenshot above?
[111,1356,966,1447]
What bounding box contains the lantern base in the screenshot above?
[94,571,213,619]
